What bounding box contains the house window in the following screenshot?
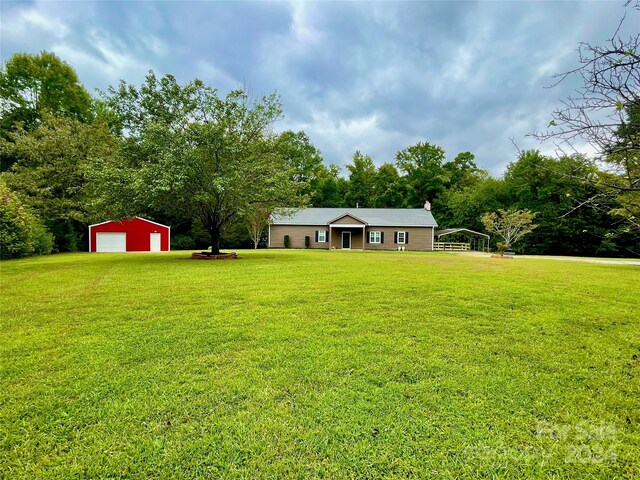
[397,231,406,244]
[317,231,327,242]
[369,231,381,244]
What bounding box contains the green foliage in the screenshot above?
[0,52,94,172]
[1,52,635,259]
[481,208,538,253]
[345,151,376,207]
[45,219,78,253]
[244,203,272,249]
[534,8,639,233]
[0,182,52,259]
[603,101,640,228]
[372,163,407,208]
[3,115,117,221]
[279,130,324,192]
[98,72,305,254]
[437,176,509,230]
[304,235,310,248]
[309,163,348,207]
[170,234,195,251]
[2,115,118,250]
[396,141,449,207]
[502,150,638,256]
[1,251,638,477]
[443,151,483,190]
[0,52,92,134]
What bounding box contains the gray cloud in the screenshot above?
[1,1,636,175]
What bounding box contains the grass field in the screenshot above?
[1,250,639,478]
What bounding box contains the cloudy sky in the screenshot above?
[1,1,636,174]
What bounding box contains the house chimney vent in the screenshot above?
[424,200,431,211]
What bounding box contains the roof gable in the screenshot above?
[89,217,170,230]
[328,213,367,225]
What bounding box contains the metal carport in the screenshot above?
[434,228,490,252]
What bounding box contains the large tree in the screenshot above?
[344,150,376,208]
[1,115,118,251]
[443,151,483,190]
[373,163,407,208]
[395,141,449,207]
[532,5,639,233]
[309,163,347,207]
[1,52,94,172]
[372,163,408,208]
[0,52,92,133]
[98,72,304,254]
[278,130,326,205]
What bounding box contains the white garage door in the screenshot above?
[96,232,126,252]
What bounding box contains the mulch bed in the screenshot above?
[191,252,238,260]
[491,254,513,259]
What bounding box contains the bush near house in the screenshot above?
[170,234,196,251]
[0,183,52,259]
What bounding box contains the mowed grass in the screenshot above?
[1,250,639,479]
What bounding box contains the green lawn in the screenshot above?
[1,250,638,478]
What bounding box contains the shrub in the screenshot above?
[171,234,196,250]
[284,235,290,248]
[304,236,310,248]
[0,183,53,259]
[47,220,78,253]
[31,220,54,256]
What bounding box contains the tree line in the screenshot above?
[1,24,638,259]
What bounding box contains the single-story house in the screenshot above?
[89,217,170,252]
[269,203,438,251]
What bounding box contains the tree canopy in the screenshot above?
[0,51,92,134]
[1,50,638,259]
[481,209,538,254]
[533,5,639,233]
[97,72,305,253]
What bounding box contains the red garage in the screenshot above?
[89,217,170,252]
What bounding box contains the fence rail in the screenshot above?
[433,242,470,251]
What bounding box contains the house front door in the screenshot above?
[342,231,351,249]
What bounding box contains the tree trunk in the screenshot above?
[210,229,221,254]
